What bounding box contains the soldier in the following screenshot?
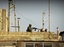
[26,24,32,32]
[45,29,47,32]
[40,28,44,32]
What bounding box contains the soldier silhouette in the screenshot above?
[26,24,32,32]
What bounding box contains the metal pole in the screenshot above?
[14,15,16,32]
[14,5,16,31]
[8,1,10,32]
[13,0,16,31]
[48,0,50,40]
[18,19,19,32]
[17,18,20,32]
[8,0,16,32]
[57,27,59,38]
[42,12,45,29]
[48,0,50,32]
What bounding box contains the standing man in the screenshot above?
[26,24,32,32]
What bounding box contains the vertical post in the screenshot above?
[43,43,44,47]
[8,0,16,32]
[13,0,16,32]
[48,0,50,32]
[8,1,10,32]
[42,12,45,29]
[14,5,16,31]
[17,18,20,32]
[57,27,59,38]
[2,9,6,31]
[48,0,50,40]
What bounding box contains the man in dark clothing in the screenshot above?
[26,24,32,32]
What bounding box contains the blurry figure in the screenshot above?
[40,29,43,32]
[45,29,47,32]
[57,27,59,37]
[40,28,44,32]
[26,24,32,32]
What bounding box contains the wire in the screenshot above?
[16,10,40,27]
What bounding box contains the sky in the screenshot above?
[0,0,64,32]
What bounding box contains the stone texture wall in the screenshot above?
[0,32,62,41]
[0,9,6,31]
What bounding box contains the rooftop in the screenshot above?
[0,31,62,41]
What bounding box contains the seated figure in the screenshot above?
[26,24,32,32]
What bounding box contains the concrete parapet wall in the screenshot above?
[0,32,62,41]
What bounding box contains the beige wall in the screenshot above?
[0,9,6,31]
[0,9,2,30]
[16,42,64,47]
[17,42,25,47]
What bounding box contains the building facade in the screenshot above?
[0,9,6,31]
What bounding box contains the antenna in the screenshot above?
[17,18,20,32]
[42,12,45,29]
[14,2,16,31]
[48,0,50,32]
[8,0,17,32]
[11,17,21,32]
[8,0,12,32]
[48,0,50,40]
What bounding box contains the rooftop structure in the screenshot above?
[0,0,64,47]
[0,31,62,41]
[0,9,7,31]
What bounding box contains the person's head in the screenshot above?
[29,24,32,27]
[57,27,59,29]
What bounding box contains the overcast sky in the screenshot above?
[0,0,64,32]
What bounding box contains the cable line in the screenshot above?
[16,10,40,27]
